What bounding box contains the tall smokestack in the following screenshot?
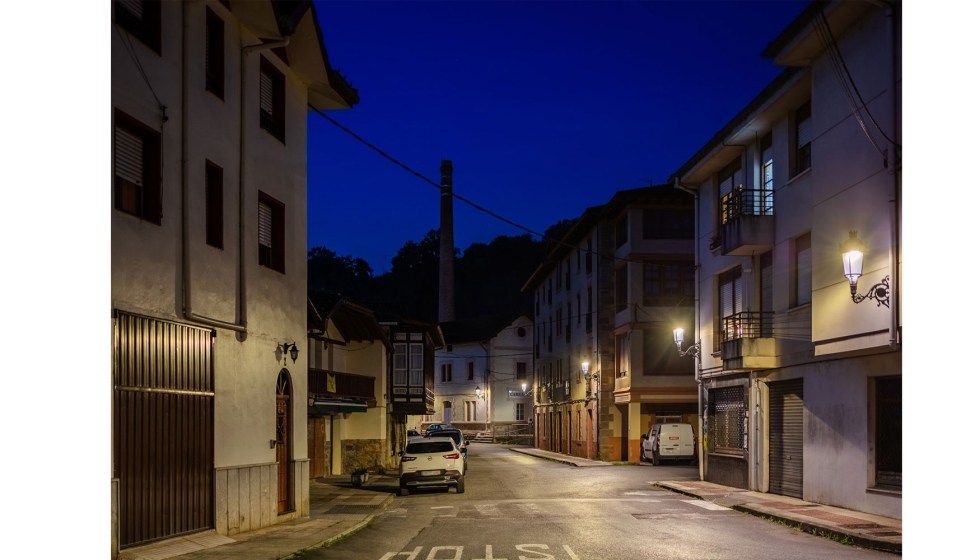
[439,160,455,323]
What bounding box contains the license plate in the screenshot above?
[421,470,441,476]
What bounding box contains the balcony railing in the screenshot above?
[721,188,773,224]
[721,312,774,342]
[308,368,376,407]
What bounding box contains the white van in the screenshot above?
[640,423,696,465]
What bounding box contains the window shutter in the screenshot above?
[732,162,744,192]
[260,70,274,114]
[719,172,733,197]
[797,246,812,305]
[797,117,812,148]
[259,202,273,248]
[720,278,733,319]
[734,274,743,314]
[119,0,143,20]
[115,126,144,186]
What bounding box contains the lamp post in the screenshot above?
[672,328,700,365]
[840,231,890,307]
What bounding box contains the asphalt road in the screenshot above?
[307,444,894,560]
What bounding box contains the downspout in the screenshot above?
[181,0,246,334]
[674,176,702,479]
[885,2,900,350]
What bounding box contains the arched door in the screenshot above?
[276,370,293,513]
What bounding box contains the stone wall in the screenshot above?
[342,439,386,473]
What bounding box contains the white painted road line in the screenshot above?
[682,499,730,511]
[624,491,660,496]
[474,504,501,517]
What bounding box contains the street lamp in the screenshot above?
[277,341,299,365]
[672,327,701,366]
[840,231,890,307]
[475,385,482,398]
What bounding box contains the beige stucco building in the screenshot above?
[111,1,357,554]
[669,0,901,518]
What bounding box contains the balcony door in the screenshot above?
[718,267,743,345]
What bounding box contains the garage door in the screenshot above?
[114,312,215,547]
[769,379,804,498]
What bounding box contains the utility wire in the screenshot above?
[115,23,168,123]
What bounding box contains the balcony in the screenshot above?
[308,368,377,408]
[720,188,774,256]
[720,312,776,371]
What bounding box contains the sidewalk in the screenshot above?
[508,446,612,467]
[654,480,901,554]
[119,474,397,560]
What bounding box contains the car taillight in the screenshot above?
[442,453,460,459]
[401,456,417,462]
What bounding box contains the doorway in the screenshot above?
[276,370,293,513]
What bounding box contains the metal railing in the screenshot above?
[721,188,774,225]
[721,312,774,342]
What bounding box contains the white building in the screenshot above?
[669,0,901,518]
[428,314,534,436]
[111,0,357,554]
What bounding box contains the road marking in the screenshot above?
[562,545,581,560]
[474,504,501,517]
[431,506,454,509]
[382,508,408,517]
[516,503,544,515]
[682,499,730,511]
[379,547,422,560]
[624,491,660,496]
[472,545,508,560]
[426,546,463,560]
[515,544,553,560]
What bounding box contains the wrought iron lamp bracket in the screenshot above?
[677,341,702,367]
[851,275,890,308]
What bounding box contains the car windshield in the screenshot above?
[406,441,455,454]
[430,431,462,444]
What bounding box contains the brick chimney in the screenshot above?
[438,160,455,323]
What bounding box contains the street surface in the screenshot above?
[308,444,894,560]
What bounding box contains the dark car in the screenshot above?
[407,429,420,438]
[425,424,449,433]
[427,429,469,473]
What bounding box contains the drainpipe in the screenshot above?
[180,0,247,334]
[674,176,702,480]
[885,2,900,350]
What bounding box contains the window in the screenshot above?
[114,110,161,224]
[259,56,286,143]
[718,267,743,344]
[708,386,746,456]
[441,363,452,383]
[205,160,223,248]
[643,261,694,306]
[394,344,408,385]
[258,191,285,273]
[577,246,581,271]
[409,341,423,385]
[615,335,629,378]
[761,131,774,192]
[466,401,476,422]
[576,294,581,325]
[548,279,552,305]
[795,233,812,306]
[615,215,628,248]
[565,260,571,289]
[556,308,563,335]
[566,301,572,341]
[795,101,812,175]
[585,238,593,274]
[615,266,628,312]
[205,7,225,99]
[535,294,539,317]
[718,156,744,226]
[515,403,525,422]
[586,287,593,334]
[557,359,563,385]
[467,362,474,381]
[115,0,161,54]
[874,377,902,489]
[515,362,527,380]
[643,209,694,239]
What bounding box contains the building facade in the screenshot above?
[428,314,534,437]
[669,0,901,518]
[524,186,697,462]
[111,0,357,553]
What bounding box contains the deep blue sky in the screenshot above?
[307,0,808,273]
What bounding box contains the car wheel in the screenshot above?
[399,487,409,497]
[456,476,465,494]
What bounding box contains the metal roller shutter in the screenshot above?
[769,379,804,498]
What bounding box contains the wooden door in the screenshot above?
[308,417,325,479]
[276,370,292,513]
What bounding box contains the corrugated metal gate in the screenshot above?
[113,312,215,547]
[769,378,804,499]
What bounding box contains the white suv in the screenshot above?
[398,437,465,495]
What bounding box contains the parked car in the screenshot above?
[398,437,465,496]
[407,429,420,438]
[640,423,697,466]
[425,423,449,432]
[426,429,469,473]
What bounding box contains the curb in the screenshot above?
[731,504,901,556]
[653,484,900,556]
[508,447,580,467]
[280,494,394,559]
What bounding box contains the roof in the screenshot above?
[439,313,530,345]
[360,302,447,350]
[308,292,392,351]
[521,185,692,292]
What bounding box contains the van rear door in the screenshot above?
[659,424,695,457]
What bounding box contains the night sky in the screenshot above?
[307,0,809,273]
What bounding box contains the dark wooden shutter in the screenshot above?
[769,379,804,498]
[273,199,286,273]
[205,161,223,248]
[205,8,224,98]
[114,110,161,224]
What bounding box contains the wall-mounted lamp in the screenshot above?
[581,361,598,391]
[475,385,484,399]
[277,341,299,365]
[840,231,890,307]
[520,382,533,397]
[673,327,701,366]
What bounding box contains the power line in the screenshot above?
[115,23,167,123]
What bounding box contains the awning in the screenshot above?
[308,397,368,416]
